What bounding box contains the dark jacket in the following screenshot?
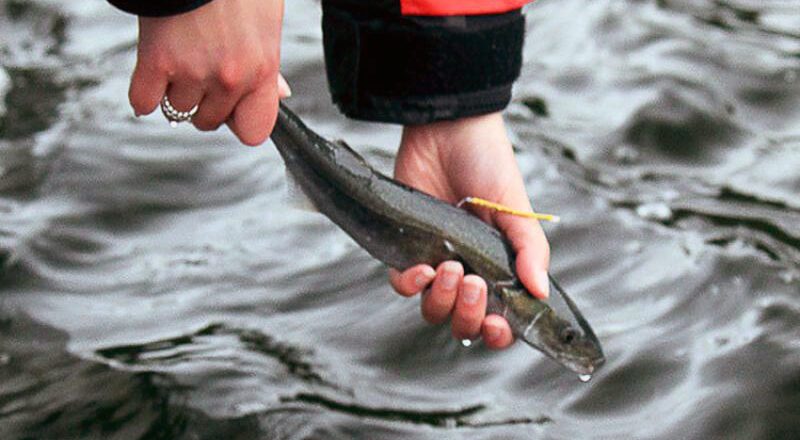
[107,0,530,124]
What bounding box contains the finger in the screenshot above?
[451,275,487,340]
[228,79,279,146]
[129,60,168,116]
[164,81,205,115]
[388,265,435,297]
[496,213,551,299]
[192,89,240,131]
[278,74,292,99]
[421,261,462,324]
[482,314,514,349]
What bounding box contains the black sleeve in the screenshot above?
[107,0,214,17]
[321,2,525,125]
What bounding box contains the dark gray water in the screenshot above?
[1,0,799,438]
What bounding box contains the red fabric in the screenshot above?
[400,0,531,16]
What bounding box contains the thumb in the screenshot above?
[496,213,551,299]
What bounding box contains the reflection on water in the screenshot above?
[1,0,799,438]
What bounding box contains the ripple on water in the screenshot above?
[566,350,690,415]
[615,88,747,166]
[95,323,341,391]
[727,140,800,210]
[2,0,800,438]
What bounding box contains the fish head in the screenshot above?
[519,306,605,376]
[502,276,605,375]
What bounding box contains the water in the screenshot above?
[1,0,799,438]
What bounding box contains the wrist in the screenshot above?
[401,112,511,161]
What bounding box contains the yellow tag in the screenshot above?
[457,197,560,223]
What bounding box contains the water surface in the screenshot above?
[1,0,799,438]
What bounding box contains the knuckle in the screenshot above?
[253,62,277,86]
[217,63,244,91]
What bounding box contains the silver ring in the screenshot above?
[160,95,198,128]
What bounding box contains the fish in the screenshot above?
[270,103,605,376]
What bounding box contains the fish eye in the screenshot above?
[560,327,577,344]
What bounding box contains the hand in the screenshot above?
[388,112,551,349]
[129,0,290,146]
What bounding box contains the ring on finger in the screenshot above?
[160,95,199,128]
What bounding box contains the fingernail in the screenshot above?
[278,75,292,97]
[462,280,480,305]
[441,268,458,290]
[486,324,501,340]
[535,269,550,299]
[415,267,435,288]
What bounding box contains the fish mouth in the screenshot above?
[548,349,605,376]
[580,355,606,375]
[522,334,606,375]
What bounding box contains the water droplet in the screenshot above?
[461,339,472,347]
[0,353,10,366]
[578,374,592,383]
[169,121,179,128]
